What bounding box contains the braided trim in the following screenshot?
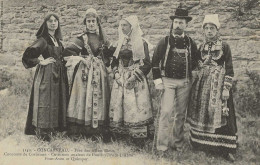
[71,42,82,50]
[190,136,237,149]
[134,68,144,80]
[191,129,237,141]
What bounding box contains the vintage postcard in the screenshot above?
[0,0,259,164]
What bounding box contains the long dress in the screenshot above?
[186,39,237,154]
[63,32,112,136]
[109,40,154,139]
[23,35,68,136]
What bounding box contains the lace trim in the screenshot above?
[200,40,223,61]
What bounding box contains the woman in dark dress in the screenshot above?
[22,14,68,141]
[186,14,237,161]
[63,8,112,141]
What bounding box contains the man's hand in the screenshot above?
[155,83,164,90]
[154,78,164,90]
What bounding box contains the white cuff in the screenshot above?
[154,78,163,86]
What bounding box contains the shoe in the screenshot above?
[156,149,168,158]
[172,146,184,152]
[102,134,112,143]
[226,153,235,162]
[223,152,235,162]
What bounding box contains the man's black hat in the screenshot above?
[170,8,192,22]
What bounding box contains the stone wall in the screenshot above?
[0,0,260,82]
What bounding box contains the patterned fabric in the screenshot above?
[67,57,110,128]
[187,65,227,133]
[224,75,233,90]
[64,32,112,135]
[109,61,153,138]
[190,129,237,153]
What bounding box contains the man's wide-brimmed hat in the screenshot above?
[170,8,192,22]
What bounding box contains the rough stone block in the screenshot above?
[11,18,24,24]
[107,17,117,23]
[3,39,32,52]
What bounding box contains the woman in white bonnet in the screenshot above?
[63,8,112,142]
[109,15,153,146]
[186,14,238,161]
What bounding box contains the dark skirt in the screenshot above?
[24,63,68,135]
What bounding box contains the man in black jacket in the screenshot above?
[152,8,198,152]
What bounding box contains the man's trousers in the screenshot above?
[156,77,191,151]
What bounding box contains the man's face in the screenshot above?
[86,16,97,32]
[203,23,218,40]
[172,18,187,35]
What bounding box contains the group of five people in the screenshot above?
[22,7,237,161]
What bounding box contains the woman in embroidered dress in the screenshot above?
[63,8,112,141]
[23,14,68,141]
[109,15,153,144]
[186,14,237,161]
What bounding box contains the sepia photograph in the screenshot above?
[0,0,259,164]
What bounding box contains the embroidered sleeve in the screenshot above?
[152,37,167,80]
[223,43,234,90]
[224,76,233,90]
[22,37,47,69]
[136,40,151,77]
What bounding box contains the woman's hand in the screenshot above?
[125,75,136,90]
[115,73,123,86]
[39,57,56,66]
[80,58,91,69]
[64,56,84,67]
[222,89,230,100]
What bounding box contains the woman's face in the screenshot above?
[46,15,59,32]
[121,20,132,35]
[86,16,97,32]
[204,23,218,40]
